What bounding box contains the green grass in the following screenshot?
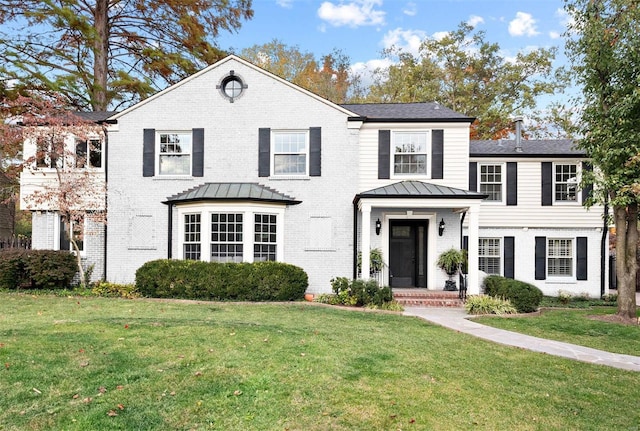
[474,307,640,357]
[1,293,640,430]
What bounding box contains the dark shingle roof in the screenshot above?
[164,183,301,205]
[354,181,486,203]
[75,111,118,123]
[340,102,474,123]
[470,139,585,157]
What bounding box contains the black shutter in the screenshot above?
[577,237,588,280]
[535,236,546,280]
[258,128,270,177]
[378,130,390,179]
[431,129,444,179]
[192,128,204,177]
[143,128,155,177]
[541,162,553,206]
[469,162,478,191]
[309,127,321,176]
[581,162,593,204]
[504,236,515,279]
[462,235,468,252]
[506,162,517,206]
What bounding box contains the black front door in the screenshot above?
[389,220,428,288]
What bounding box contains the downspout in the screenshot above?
[167,203,173,259]
[601,194,609,297]
[353,202,358,279]
[460,211,467,249]
[102,126,108,281]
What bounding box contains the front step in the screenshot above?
[393,289,464,307]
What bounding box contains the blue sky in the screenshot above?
[218,0,571,81]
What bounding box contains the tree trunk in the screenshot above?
[614,203,638,319]
[92,0,110,111]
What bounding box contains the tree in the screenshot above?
[366,23,568,139]
[565,0,639,320]
[240,40,363,104]
[0,0,254,111]
[0,94,106,287]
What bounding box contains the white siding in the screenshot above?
[359,122,470,192]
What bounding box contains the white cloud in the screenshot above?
[381,28,426,56]
[350,58,395,87]
[432,31,449,41]
[317,0,386,28]
[467,15,484,28]
[549,31,561,40]
[276,0,293,8]
[403,2,417,17]
[508,11,540,37]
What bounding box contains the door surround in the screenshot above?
[381,212,437,289]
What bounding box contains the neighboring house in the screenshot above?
[20,55,608,297]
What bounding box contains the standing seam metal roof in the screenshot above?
[355,181,487,202]
[164,183,301,204]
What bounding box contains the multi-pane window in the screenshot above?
[183,214,201,260]
[159,133,191,175]
[480,164,503,201]
[36,137,63,168]
[548,238,573,277]
[59,216,84,253]
[211,213,243,262]
[393,132,428,175]
[479,238,501,274]
[254,214,277,261]
[75,138,102,168]
[273,131,307,175]
[555,164,578,202]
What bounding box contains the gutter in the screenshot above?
[353,203,358,279]
[167,203,173,259]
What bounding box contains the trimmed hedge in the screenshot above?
[483,275,543,313]
[0,249,77,289]
[135,259,308,301]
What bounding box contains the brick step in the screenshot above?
[393,290,464,308]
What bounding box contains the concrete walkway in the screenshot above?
[403,307,640,372]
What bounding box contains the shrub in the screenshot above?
[327,277,393,307]
[0,249,77,289]
[465,295,517,315]
[0,249,28,289]
[482,275,543,313]
[135,259,308,301]
[91,281,140,299]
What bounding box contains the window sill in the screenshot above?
[545,278,577,284]
[268,176,310,181]
[152,176,196,181]
[304,248,336,252]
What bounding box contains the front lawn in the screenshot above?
[474,307,640,356]
[1,293,640,430]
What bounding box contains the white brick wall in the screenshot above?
[106,58,358,292]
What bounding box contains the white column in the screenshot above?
[361,204,371,279]
[467,203,480,295]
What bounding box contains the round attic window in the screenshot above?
[222,76,243,98]
[218,72,246,102]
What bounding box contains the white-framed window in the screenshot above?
[479,164,503,202]
[35,136,63,169]
[178,204,283,263]
[211,213,244,262]
[183,213,201,260]
[393,131,429,176]
[547,238,573,277]
[554,163,578,202]
[254,213,277,261]
[75,137,103,169]
[158,132,191,175]
[272,130,308,176]
[58,215,85,254]
[479,238,501,274]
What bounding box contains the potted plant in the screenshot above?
[437,248,466,291]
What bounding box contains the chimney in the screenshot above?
[513,116,524,153]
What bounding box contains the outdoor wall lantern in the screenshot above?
[438,218,445,236]
[375,218,382,235]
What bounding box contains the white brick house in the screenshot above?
[20,55,609,297]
